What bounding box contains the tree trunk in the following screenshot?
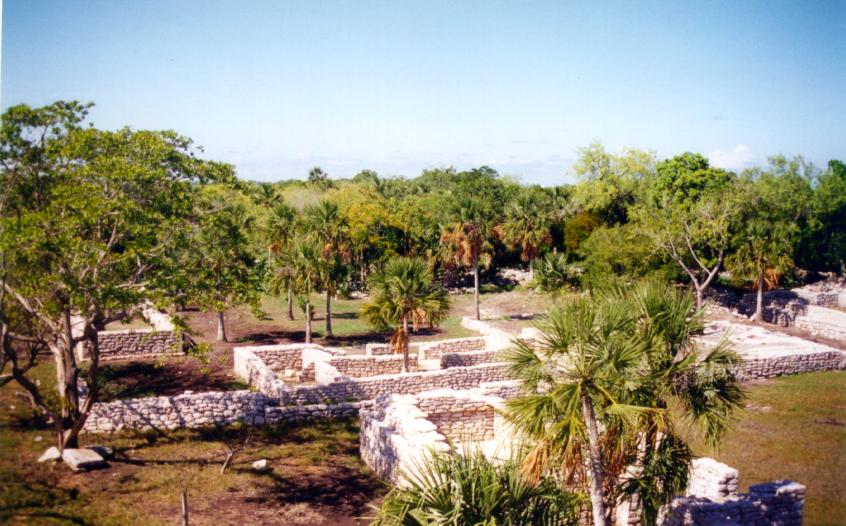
[287,284,294,321]
[181,489,189,526]
[695,286,704,309]
[581,393,610,526]
[402,317,410,373]
[325,290,333,337]
[216,311,227,342]
[305,300,312,343]
[753,266,764,322]
[473,257,481,321]
[54,313,101,451]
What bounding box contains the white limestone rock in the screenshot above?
[252,459,271,472]
[38,446,61,463]
[62,448,106,471]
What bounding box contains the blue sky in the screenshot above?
[2,0,844,184]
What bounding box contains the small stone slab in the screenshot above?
[62,448,106,471]
[38,446,61,463]
[252,459,271,472]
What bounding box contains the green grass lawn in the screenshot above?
[688,371,846,526]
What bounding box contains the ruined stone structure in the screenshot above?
[417,336,487,360]
[83,390,364,433]
[360,385,806,526]
[74,303,184,361]
[359,382,520,485]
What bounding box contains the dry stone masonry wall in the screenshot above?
[359,383,518,485]
[440,349,500,368]
[75,304,182,361]
[97,330,181,361]
[662,480,805,526]
[417,336,487,360]
[83,390,365,433]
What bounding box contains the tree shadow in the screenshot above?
[0,478,92,526]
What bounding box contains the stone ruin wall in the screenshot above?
[359,383,517,485]
[82,390,366,433]
[737,350,846,380]
[75,304,182,362]
[440,349,500,368]
[361,387,806,526]
[417,336,487,360]
[416,395,496,443]
[326,354,419,378]
[365,343,394,356]
[97,330,181,361]
[662,480,805,526]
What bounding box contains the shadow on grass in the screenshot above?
[0,477,92,525]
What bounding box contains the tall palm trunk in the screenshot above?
[402,317,410,373]
[216,311,227,342]
[752,265,764,322]
[473,255,481,321]
[287,284,294,320]
[580,393,610,526]
[325,290,333,337]
[305,299,312,343]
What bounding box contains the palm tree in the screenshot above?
[264,202,298,320]
[372,448,582,526]
[529,252,582,295]
[361,257,450,372]
[502,189,554,270]
[440,198,496,320]
[504,281,745,526]
[284,238,325,343]
[301,199,350,337]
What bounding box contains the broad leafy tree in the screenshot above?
[361,257,450,372]
[633,153,739,307]
[727,159,811,320]
[0,101,232,449]
[189,204,262,342]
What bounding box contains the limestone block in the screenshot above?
[62,448,106,471]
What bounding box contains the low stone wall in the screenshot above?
[82,390,365,433]
[417,337,487,360]
[417,395,495,443]
[327,354,418,378]
[97,330,181,361]
[277,363,511,405]
[440,349,500,368]
[235,345,511,405]
[366,343,394,356]
[360,384,518,485]
[699,320,846,381]
[662,480,805,526]
[738,351,846,380]
[685,458,739,502]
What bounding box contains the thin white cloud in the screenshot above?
[709,144,755,171]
